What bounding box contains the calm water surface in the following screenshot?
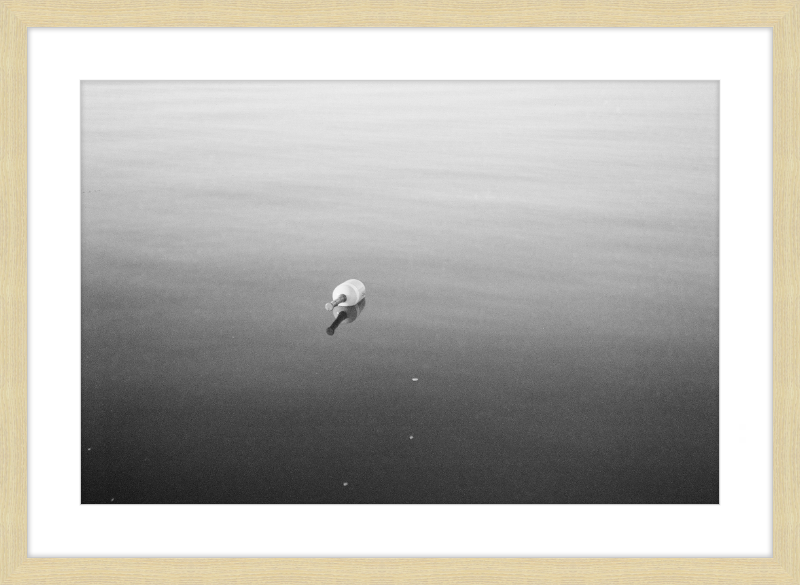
[82,82,718,503]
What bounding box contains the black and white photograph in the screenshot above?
[81,81,718,504]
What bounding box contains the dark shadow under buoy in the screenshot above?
[327,298,366,336]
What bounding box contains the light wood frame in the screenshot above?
[1,2,796,583]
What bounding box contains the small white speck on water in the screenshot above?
[409,435,414,440]
[412,378,418,382]
[110,498,115,502]
[87,448,91,451]
[343,482,348,487]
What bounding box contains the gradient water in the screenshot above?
[82,82,718,503]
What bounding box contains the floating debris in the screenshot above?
[343,482,349,487]
[409,435,414,440]
[412,378,418,382]
[110,498,115,502]
[87,448,91,451]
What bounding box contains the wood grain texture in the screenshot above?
[0,0,796,27]
[774,2,800,583]
[1,3,28,584]
[1,1,798,583]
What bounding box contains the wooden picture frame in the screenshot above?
[1,2,796,583]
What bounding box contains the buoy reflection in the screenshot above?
[326,298,366,336]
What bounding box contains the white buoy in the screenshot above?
[325,279,366,311]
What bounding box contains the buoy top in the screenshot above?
[325,295,346,311]
[325,279,366,310]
